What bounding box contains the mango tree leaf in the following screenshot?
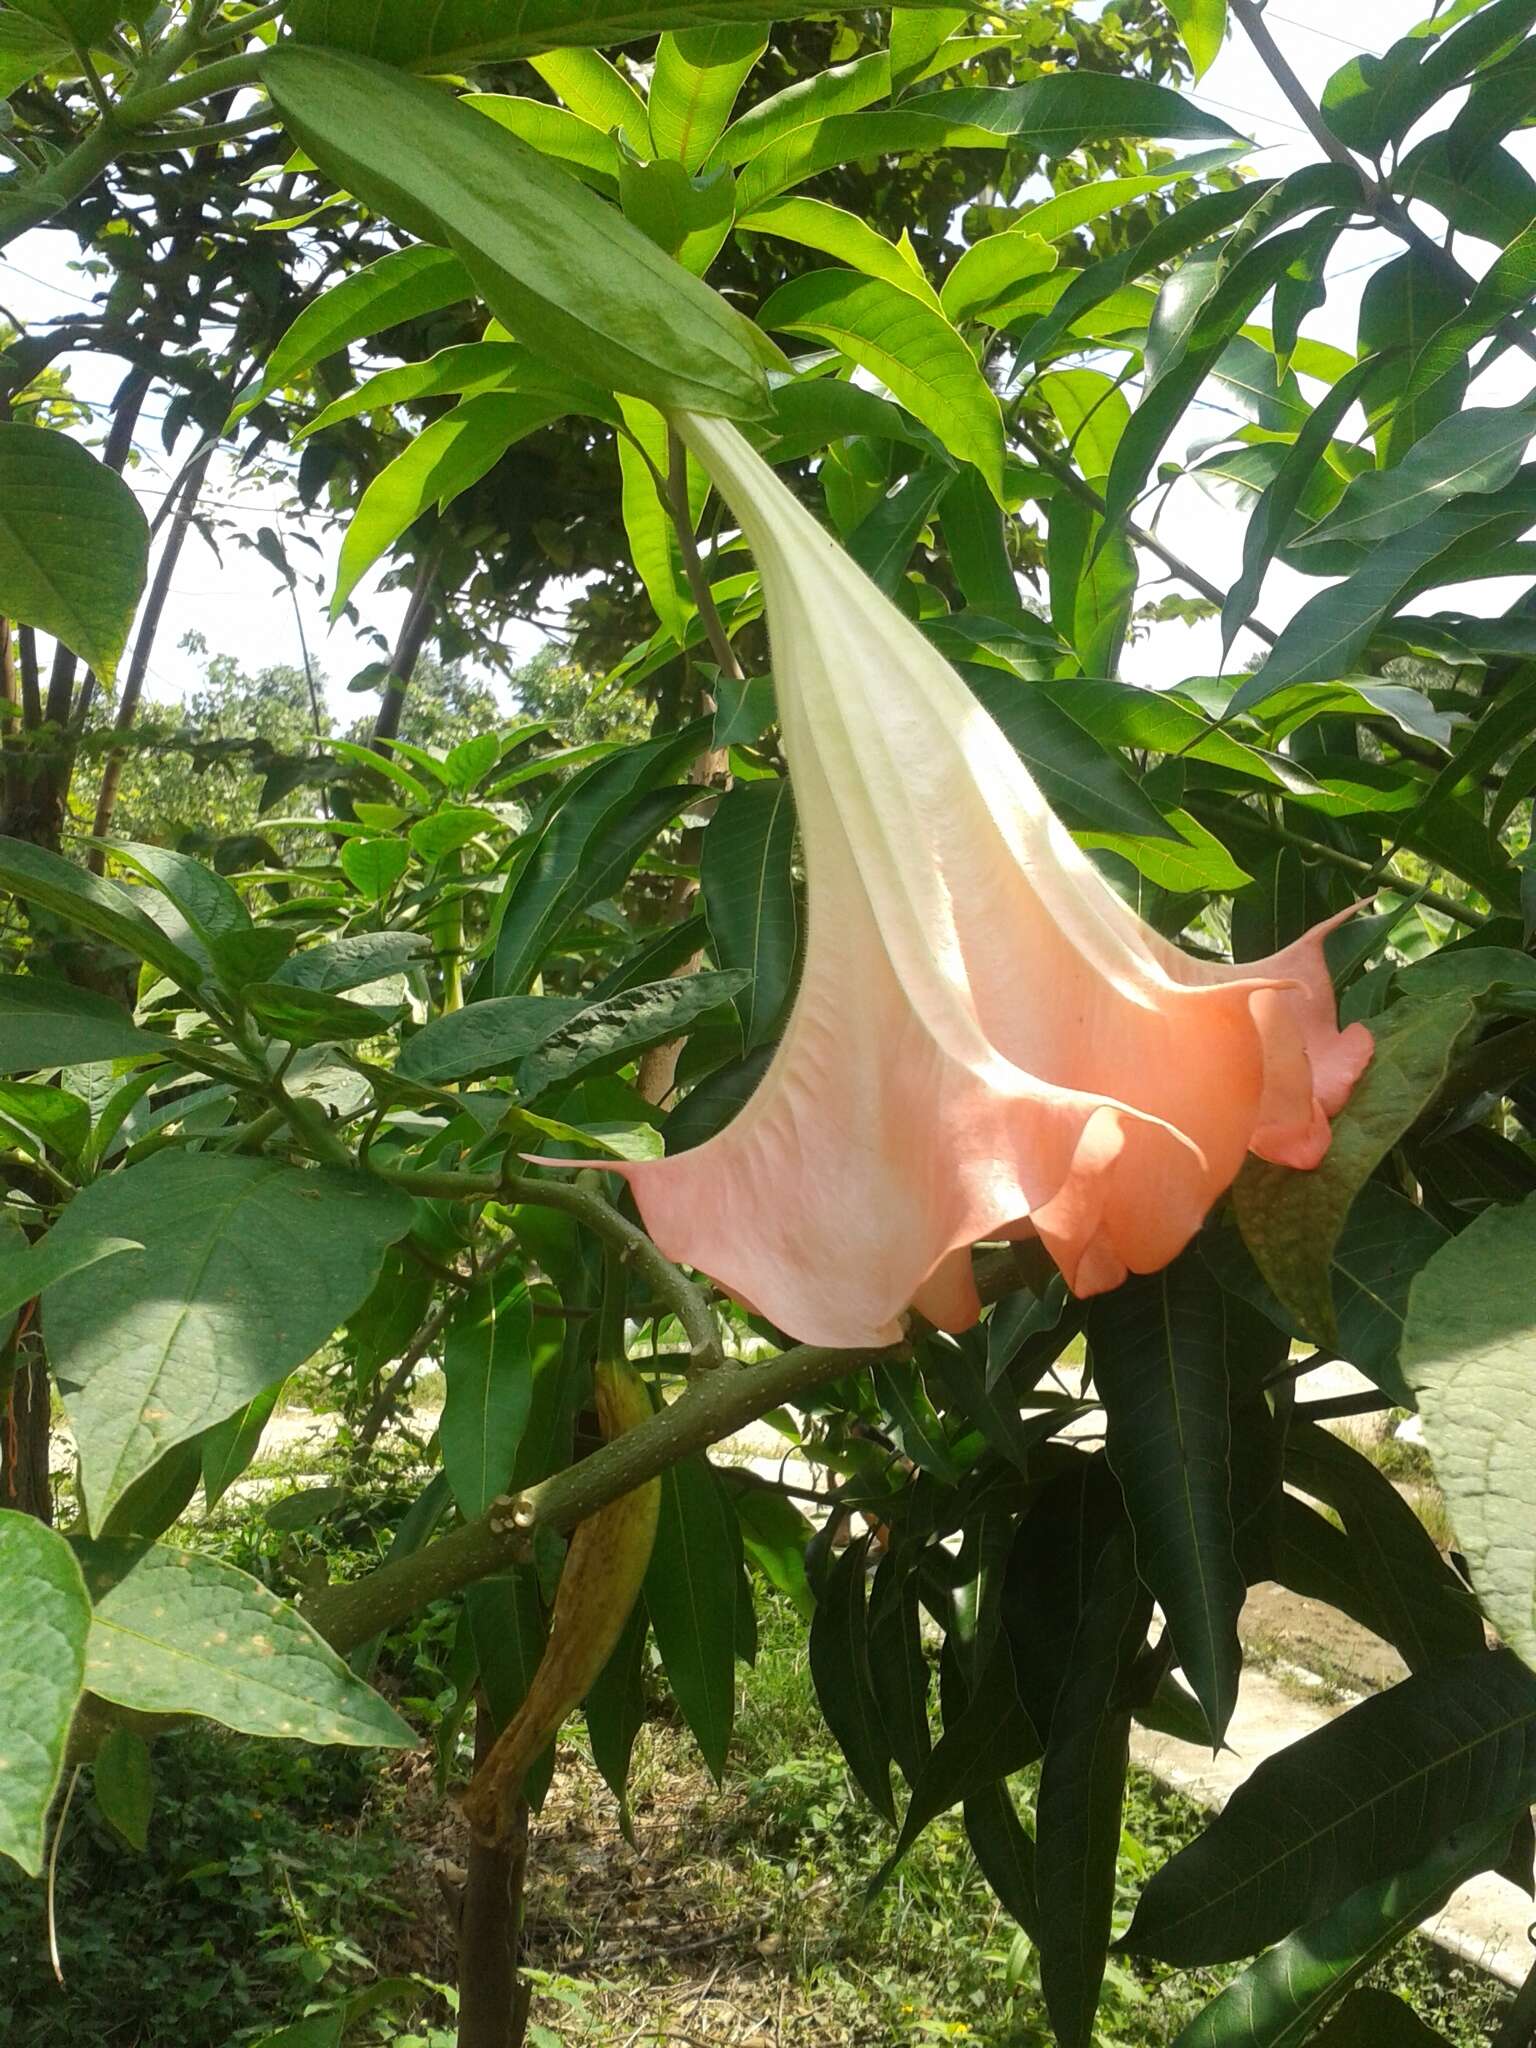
[228,245,472,426]
[78,1542,412,1746]
[1232,997,1477,1345]
[1311,1989,1449,2046]
[759,270,1004,495]
[1167,0,1226,79]
[809,1534,896,1821]
[737,194,942,307]
[1036,1526,1150,2048]
[0,1511,89,1876]
[441,1273,534,1519]
[583,1599,649,1834]
[1403,1196,1536,1676]
[649,25,766,170]
[517,971,749,1101]
[644,1453,738,1778]
[0,975,166,1072]
[940,231,1057,324]
[1301,402,1536,551]
[868,1555,930,1785]
[1356,249,1469,468]
[1170,1817,1510,2048]
[1402,216,1536,415]
[699,777,798,1053]
[1088,1254,1243,1745]
[0,839,203,990]
[262,48,774,419]
[45,1154,413,1528]
[0,424,148,685]
[335,393,566,614]
[964,1777,1041,1939]
[1123,1648,1536,1965]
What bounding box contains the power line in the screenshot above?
[1265,11,1382,56]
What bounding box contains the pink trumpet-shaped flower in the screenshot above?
[572,412,1371,1349]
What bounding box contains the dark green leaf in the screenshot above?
[964,670,1175,839]
[644,1453,737,1778]
[93,1727,153,1853]
[1089,1254,1243,1745]
[200,1386,283,1513]
[1310,1989,1449,2046]
[0,839,203,990]
[583,1599,649,1838]
[274,931,430,995]
[0,975,165,1072]
[868,1556,930,1785]
[963,1777,1040,1940]
[441,1273,534,1519]
[810,1534,897,1821]
[397,995,586,1085]
[1124,1648,1536,1965]
[243,982,395,1046]
[700,778,798,1052]
[518,971,749,1102]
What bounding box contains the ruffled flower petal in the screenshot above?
[570,413,1372,1349]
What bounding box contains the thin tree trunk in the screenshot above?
[371,543,441,755]
[457,1702,532,2048]
[88,446,213,863]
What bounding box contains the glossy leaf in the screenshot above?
[1303,402,1536,550]
[700,777,799,1052]
[644,1453,737,1778]
[441,1273,534,1519]
[650,25,766,169]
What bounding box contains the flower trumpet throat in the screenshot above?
[460,1358,659,1848]
[554,412,1372,1351]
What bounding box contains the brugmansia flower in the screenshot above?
[581,412,1371,1350]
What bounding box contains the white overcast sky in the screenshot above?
[1,0,1526,719]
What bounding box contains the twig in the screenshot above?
[47,1767,80,1986]
[665,425,744,682]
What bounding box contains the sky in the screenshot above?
[1,0,1527,721]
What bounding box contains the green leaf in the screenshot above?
[1036,1526,1149,2048]
[1088,1254,1243,1745]
[441,1273,534,1519]
[649,26,766,170]
[1232,997,1477,1346]
[1402,215,1536,415]
[963,672,1175,842]
[284,0,937,64]
[730,76,1238,211]
[963,1777,1041,1939]
[1123,1648,1536,1965]
[940,231,1057,325]
[518,971,749,1101]
[873,1360,962,1483]
[1402,1196,1536,1676]
[78,1542,412,1746]
[92,1726,153,1852]
[243,982,395,1046]
[941,470,1017,615]
[0,839,203,991]
[758,270,1004,497]
[737,194,942,308]
[0,14,69,96]
[1357,250,1468,468]
[485,722,707,996]
[338,836,411,900]
[1311,1989,1448,2046]
[200,1385,283,1514]
[1045,490,1137,678]
[97,841,248,949]
[868,1556,930,1785]
[335,393,565,615]
[397,995,585,1086]
[274,931,429,996]
[0,1228,141,1327]
[0,1079,89,1163]
[700,778,798,1053]
[1039,366,1130,487]
[644,1453,738,1779]
[262,48,774,419]
[810,1534,897,1821]
[583,1599,649,1836]
[1170,1817,1509,2048]
[1167,0,1226,79]
[529,47,652,147]
[0,1511,89,1876]
[1302,403,1536,550]
[1284,1422,1484,1675]
[0,423,148,685]
[227,244,471,426]
[616,394,699,642]
[46,1154,413,1528]
[0,976,162,1073]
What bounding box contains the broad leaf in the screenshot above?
[0,839,203,990]
[1403,1196,1536,1675]
[79,1542,412,1746]
[0,424,148,684]
[396,995,586,1085]
[0,1511,89,1876]
[46,1155,413,1527]
[518,971,749,1101]
[0,975,165,1072]
[0,1229,140,1326]
[649,26,766,170]
[1124,1648,1536,1964]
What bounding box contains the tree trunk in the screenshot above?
[456,1702,532,2048]
[1,1345,54,1524]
